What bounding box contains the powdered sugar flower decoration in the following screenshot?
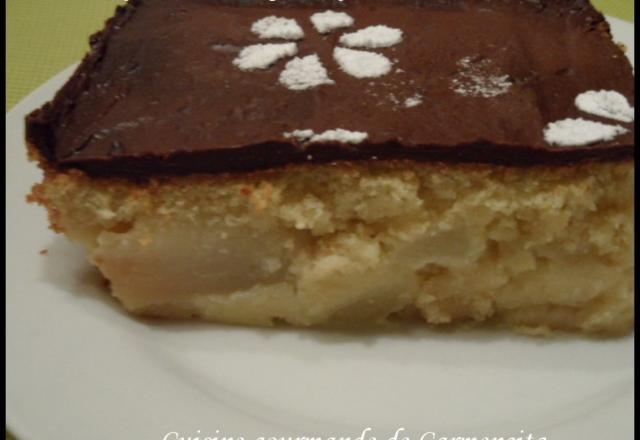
[252,16,304,40]
[310,128,369,144]
[543,118,627,146]
[333,47,392,78]
[339,25,403,48]
[544,90,633,146]
[232,12,400,90]
[310,10,354,33]
[575,90,634,123]
[279,55,335,90]
[284,128,369,144]
[233,43,298,70]
[284,129,316,142]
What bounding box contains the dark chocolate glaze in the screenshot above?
[26,0,635,178]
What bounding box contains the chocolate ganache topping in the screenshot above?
[26,0,634,178]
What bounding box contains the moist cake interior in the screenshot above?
[31,160,633,334]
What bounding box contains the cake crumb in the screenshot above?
[575,90,634,123]
[39,249,48,256]
[543,118,628,146]
[233,43,297,70]
[333,47,392,78]
[310,10,354,33]
[251,16,304,40]
[339,25,403,48]
[279,54,335,90]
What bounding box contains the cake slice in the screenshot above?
[27,0,634,334]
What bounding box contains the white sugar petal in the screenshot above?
[543,118,628,146]
[575,90,634,123]
[279,54,335,90]
[333,47,392,78]
[284,128,368,144]
[251,16,304,40]
[339,25,403,48]
[310,129,368,144]
[284,129,315,141]
[310,10,354,33]
[233,43,297,70]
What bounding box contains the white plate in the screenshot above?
[7,16,634,440]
